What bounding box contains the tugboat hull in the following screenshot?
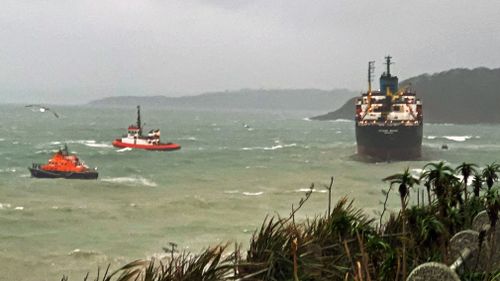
[112,139,181,151]
[28,167,98,180]
[355,124,423,161]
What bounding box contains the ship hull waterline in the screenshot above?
[28,167,98,180]
[355,124,423,161]
[112,139,181,151]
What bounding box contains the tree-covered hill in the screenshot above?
[88,89,357,112]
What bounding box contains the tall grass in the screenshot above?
[65,161,499,281]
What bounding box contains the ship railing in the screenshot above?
[357,120,420,126]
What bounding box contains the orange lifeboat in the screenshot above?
[29,145,98,179]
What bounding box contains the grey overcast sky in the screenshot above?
[1,0,500,104]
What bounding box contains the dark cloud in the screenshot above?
[1,0,499,104]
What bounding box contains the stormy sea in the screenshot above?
[0,104,499,280]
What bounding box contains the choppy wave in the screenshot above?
[84,142,113,148]
[48,140,112,148]
[101,176,157,187]
[0,138,5,142]
[295,188,327,193]
[0,203,23,210]
[330,119,352,123]
[242,191,264,196]
[116,147,133,152]
[443,136,472,142]
[68,248,101,258]
[245,165,267,169]
[0,203,12,209]
[242,143,297,151]
[224,190,264,196]
[223,190,240,194]
[180,136,197,141]
[0,167,17,173]
[411,168,424,176]
[425,135,480,142]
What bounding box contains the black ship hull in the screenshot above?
[355,124,423,161]
[28,167,98,180]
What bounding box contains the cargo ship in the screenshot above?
[29,145,98,179]
[112,106,181,151]
[355,56,423,160]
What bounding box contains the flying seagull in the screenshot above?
[25,105,59,118]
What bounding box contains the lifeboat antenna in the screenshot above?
[137,105,142,136]
[368,61,375,93]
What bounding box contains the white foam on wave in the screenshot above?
[0,168,17,173]
[242,143,297,151]
[444,136,472,142]
[0,138,5,142]
[223,190,240,194]
[0,203,12,209]
[302,117,311,121]
[426,136,437,140]
[330,119,352,123]
[242,191,264,196]
[84,142,113,148]
[14,206,24,211]
[116,147,133,152]
[411,168,424,176]
[245,165,267,169]
[295,188,327,193]
[68,248,100,257]
[101,176,157,187]
[180,136,197,141]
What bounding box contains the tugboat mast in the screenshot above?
[137,105,142,136]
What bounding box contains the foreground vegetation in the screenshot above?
[65,161,500,281]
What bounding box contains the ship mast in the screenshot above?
[368,61,375,93]
[385,55,393,76]
[137,105,142,136]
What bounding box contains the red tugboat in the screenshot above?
[112,106,181,151]
[29,145,98,179]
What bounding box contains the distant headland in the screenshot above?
[312,67,500,124]
[88,88,358,112]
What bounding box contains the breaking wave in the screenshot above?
[49,140,112,148]
[0,203,12,209]
[0,167,17,173]
[223,190,240,194]
[242,143,297,151]
[242,191,264,196]
[224,190,264,196]
[425,135,480,142]
[68,248,101,258]
[294,188,327,193]
[330,119,352,123]
[443,136,472,142]
[101,176,157,187]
